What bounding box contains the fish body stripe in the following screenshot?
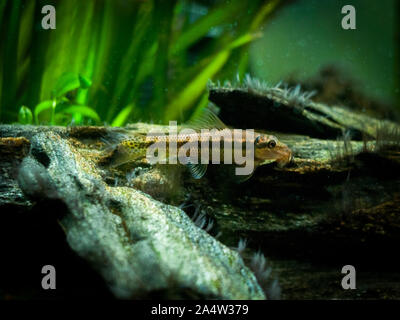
[118,130,250,162]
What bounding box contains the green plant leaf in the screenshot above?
[18,106,33,124]
[52,72,81,99]
[250,0,282,31]
[62,105,101,122]
[165,50,230,122]
[170,1,246,56]
[34,100,54,124]
[153,0,177,118]
[111,104,135,127]
[1,0,283,126]
[107,0,154,121]
[79,74,92,89]
[164,33,256,122]
[54,113,72,126]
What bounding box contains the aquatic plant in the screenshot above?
[374,124,400,152]
[249,251,281,300]
[236,238,248,256]
[233,238,281,300]
[208,74,317,109]
[328,130,356,165]
[0,0,284,126]
[191,205,215,233]
[329,123,400,167]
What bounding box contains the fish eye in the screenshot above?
[267,140,276,148]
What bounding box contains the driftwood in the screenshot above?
[205,84,400,299]
[1,83,400,299]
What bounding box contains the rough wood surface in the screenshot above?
[1,84,400,299]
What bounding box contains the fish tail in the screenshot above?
[108,144,146,168]
[100,129,147,167]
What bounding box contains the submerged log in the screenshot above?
[204,83,400,299]
[1,83,400,299]
[208,80,400,140]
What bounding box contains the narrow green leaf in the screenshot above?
[18,106,33,124]
[50,99,56,125]
[153,0,177,118]
[217,0,281,81]
[164,33,256,122]
[111,1,154,106]
[111,104,134,127]
[227,33,260,50]
[164,50,230,122]
[62,105,101,122]
[170,1,246,56]
[54,113,72,126]
[34,100,53,124]
[26,0,52,109]
[250,0,282,31]
[52,72,81,99]
[79,74,92,89]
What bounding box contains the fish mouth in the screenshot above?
[276,150,293,168]
[259,159,276,166]
[276,160,288,168]
[258,149,293,168]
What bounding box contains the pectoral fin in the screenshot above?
[187,163,208,179]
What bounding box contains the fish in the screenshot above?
[105,107,292,182]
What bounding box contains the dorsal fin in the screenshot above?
[183,106,227,131]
